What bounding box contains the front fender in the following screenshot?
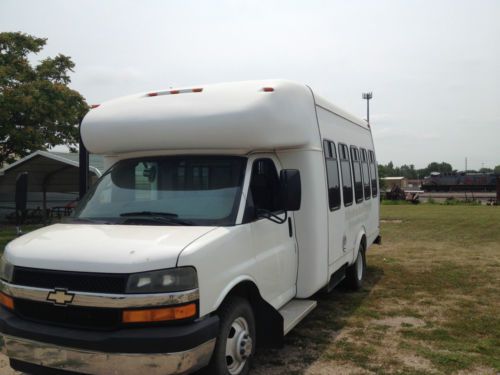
[212,274,260,312]
[176,225,258,317]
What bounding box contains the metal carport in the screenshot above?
[0,151,103,220]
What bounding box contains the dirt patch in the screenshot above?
[372,316,425,329]
[304,361,372,374]
[455,367,499,375]
[380,219,403,223]
[397,352,435,372]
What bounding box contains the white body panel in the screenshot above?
[315,106,380,276]
[5,224,215,273]
[4,80,379,325]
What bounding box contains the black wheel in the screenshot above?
[205,297,256,375]
[346,243,366,290]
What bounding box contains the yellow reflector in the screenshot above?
[0,292,14,310]
[122,303,196,323]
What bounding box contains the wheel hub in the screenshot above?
[235,332,253,361]
[226,316,252,374]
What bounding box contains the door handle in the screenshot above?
[288,217,293,237]
[342,235,347,252]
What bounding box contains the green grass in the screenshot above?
[253,205,500,374]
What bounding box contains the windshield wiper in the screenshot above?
[119,211,193,226]
[120,211,179,218]
[64,217,113,224]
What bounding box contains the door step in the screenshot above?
[279,299,317,335]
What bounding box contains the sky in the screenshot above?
[1,0,499,170]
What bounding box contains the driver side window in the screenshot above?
[243,158,282,222]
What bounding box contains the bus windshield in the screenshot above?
[73,156,247,226]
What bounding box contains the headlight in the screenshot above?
[0,257,14,282]
[126,267,197,294]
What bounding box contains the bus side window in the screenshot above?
[369,150,378,197]
[360,148,371,200]
[350,146,363,204]
[339,144,353,206]
[323,140,341,210]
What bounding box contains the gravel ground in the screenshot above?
[0,353,19,374]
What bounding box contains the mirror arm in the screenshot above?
[256,209,288,224]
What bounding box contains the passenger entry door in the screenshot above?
[244,157,298,309]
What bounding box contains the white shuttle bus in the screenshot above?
[0,80,380,375]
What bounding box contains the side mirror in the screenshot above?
[280,169,301,211]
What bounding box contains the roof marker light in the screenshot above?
[90,104,100,109]
[263,87,274,92]
[146,88,203,98]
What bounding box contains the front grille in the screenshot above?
[14,299,121,330]
[13,267,128,294]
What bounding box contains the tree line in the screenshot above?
[378,161,500,179]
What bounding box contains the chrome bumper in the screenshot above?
[1,334,215,375]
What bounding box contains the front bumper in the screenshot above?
[0,308,219,375]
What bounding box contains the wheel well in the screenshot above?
[217,281,284,349]
[352,233,367,265]
[361,234,367,251]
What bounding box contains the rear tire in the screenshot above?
[346,243,366,290]
[205,297,256,375]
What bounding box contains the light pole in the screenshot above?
[362,92,373,123]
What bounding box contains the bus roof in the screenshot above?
[82,80,369,155]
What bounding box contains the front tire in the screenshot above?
[346,243,366,290]
[206,297,256,375]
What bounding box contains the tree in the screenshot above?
[494,165,500,174]
[0,32,88,165]
[479,167,493,173]
[416,161,453,177]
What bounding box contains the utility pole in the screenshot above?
[362,92,373,123]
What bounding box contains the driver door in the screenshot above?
[244,156,298,309]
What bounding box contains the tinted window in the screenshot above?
[350,147,363,203]
[360,148,371,200]
[339,144,353,206]
[323,140,341,210]
[369,150,378,197]
[244,158,283,222]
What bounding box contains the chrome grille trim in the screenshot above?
[0,280,198,308]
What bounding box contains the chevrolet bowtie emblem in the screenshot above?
[47,288,75,306]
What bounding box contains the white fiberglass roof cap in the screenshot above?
[81,79,367,155]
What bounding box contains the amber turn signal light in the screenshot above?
[122,303,196,323]
[0,292,14,310]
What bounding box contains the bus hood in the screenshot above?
[4,224,217,274]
